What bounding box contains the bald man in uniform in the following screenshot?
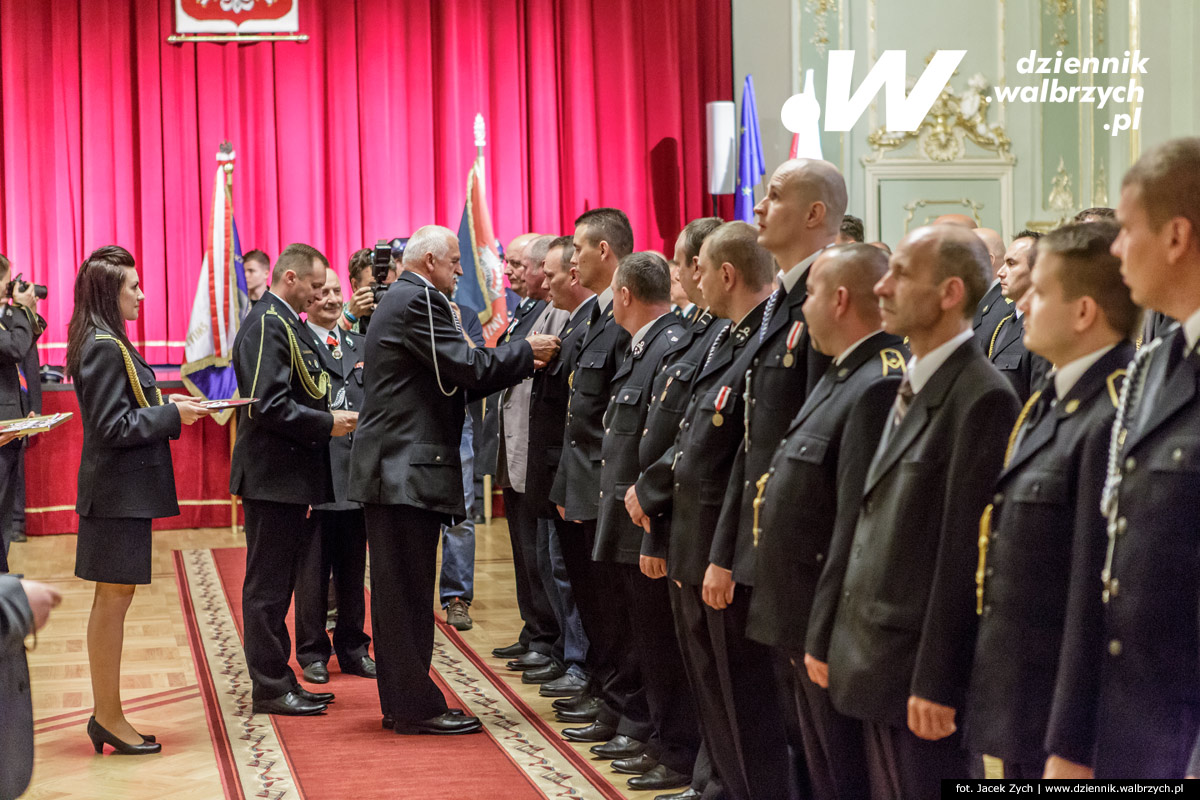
[703,159,846,798]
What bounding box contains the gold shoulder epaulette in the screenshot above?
[880,348,907,376]
[1106,368,1127,408]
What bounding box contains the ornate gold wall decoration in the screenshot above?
[806,0,836,56]
[1048,156,1076,211]
[1093,161,1109,206]
[1047,0,1075,47]
[866,74,1013,163]
[1094,0,1106,45]
[902,199,985,233]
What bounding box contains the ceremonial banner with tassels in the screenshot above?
[181,143,249,425]
[453,114,508,346]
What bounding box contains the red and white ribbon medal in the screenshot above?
[712,385,732,427]
[782,321,805,367]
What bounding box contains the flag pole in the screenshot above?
[230,415,239,535]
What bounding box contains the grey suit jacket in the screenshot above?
[498,302,569,493]
[0,575,34,800]
[816,339,1020,725]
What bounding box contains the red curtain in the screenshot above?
[0,0,733,365]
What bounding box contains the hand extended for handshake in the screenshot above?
[526,333,561,369]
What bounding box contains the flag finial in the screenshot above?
[474,114,486,148]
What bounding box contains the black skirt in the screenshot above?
[75,516,153,585]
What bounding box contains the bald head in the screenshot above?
[803,243,889,356]
[821,244,890,320]
[973,228,1006,279]
[933,213,978,229]
[756,159,848,266]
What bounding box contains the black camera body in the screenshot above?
[371,240,392,306]
[5,273,47,302]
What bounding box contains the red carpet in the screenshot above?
[175,547,623,800]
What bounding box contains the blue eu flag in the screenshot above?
[736,74,766,222]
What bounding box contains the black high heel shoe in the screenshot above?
[87,716,162,755]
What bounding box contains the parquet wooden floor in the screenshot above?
[7,522,658,800]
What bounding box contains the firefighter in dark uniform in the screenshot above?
[631,221,777,800]
[963,222,1136,780]
[550,208,648,754]
[294,271,375,684]
[1052,138,1200,779]
[230,243,358,716]
[593,252,696,792]
[748,244,906,800]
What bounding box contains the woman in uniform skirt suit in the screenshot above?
[64,246,211,755]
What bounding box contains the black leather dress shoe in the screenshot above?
[301,661,329,684]
[506,651,552,671]
[521,662,565,684]
[251,692,326,716]
[611,752,658,775]
[555,704,601,723]
[383,709,465,729]
[340,655,377,679]
[628,764,690,791]
[590,734,645,759]
[294,687,334,704]
[562,720,616,743]
[392,712,483,735]
[492,641,528,658]
[654,789,701,800]
[552,693,596,713]
[540,672,588,697]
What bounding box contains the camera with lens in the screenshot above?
[369,237,409,306]
[4,273,48,303]
[371,240,392,306]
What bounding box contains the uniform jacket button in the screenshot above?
[1108,639,1123,656]
[1124,456,1136,473]
[993,492,1004,505]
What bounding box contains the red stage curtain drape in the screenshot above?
[0,0,733,366]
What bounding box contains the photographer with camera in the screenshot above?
[339,239,402,334]
[0,253,46,573]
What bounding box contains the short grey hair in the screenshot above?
[402,225,456,269]
[615,251,672,304]
[526,235,554,268]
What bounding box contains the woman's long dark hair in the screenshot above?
[65,246,137,381]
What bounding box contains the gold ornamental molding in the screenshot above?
[902,199,985,233]
[1047,0,1075,47]
[1048,156,1076,213]
[865,74,1013,164]
[805,0,837,56]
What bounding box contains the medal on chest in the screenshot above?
[782,321,805,367]
[712,385,732,427]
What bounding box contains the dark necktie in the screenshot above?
[704,324,731,369]
[760,287,783,343]
[589,301,603,328]
[1011,382,1055,461]
[891,373,915,430]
